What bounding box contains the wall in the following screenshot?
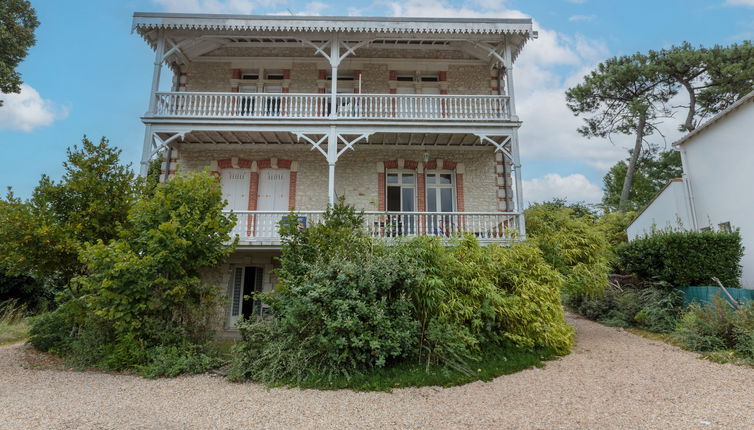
[626,180,692,240]
[177,145,500,212]
[682,100,754,288]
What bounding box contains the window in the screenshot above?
[396,72,415,82]
[719,222,732,233]
[386,171,415,212]
[265,70,285,80]
[420,73,439,82]
[326,70,354,81]
[426,172,454,212]
[241,69,259,80]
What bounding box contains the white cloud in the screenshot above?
[0,84,69,132]
[523,173,603,204]
[568,14,596,22]
[151,0,283,14]
[725,0,754,6]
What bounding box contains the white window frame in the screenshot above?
[425,171,456,213]
[385,170,417,212]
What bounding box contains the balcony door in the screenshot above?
[386,171,416,236]
[426,172,455,236]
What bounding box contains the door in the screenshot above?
[257,169,291,237]
[228,267,264,327]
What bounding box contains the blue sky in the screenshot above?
[1,0,753,203]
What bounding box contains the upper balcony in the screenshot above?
[151,91,512,122]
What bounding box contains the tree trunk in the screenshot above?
[619,114,647,212]
[683,81,697,132]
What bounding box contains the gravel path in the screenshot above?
[2,314,754,430]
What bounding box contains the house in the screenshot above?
[626,89,754,288]
[132,13,536,331]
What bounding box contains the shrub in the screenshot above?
[525,203,611,296]
[29,171,235,373]
[230,201,574,385]
[137,344,224,378]
[566,285,683,333]
[616,230,743,287]
[672,296,736,352]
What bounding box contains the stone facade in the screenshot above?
[177,146,501,213]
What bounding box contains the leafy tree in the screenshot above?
[650,41,754,132]
[0,0,39,106]
[0,137,135,292]
[601,148,682,212]
[29,171,236,372]
[566,53,675,212]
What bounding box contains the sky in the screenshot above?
[1,0,753,204]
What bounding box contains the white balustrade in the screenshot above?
[223,210,521,243]
[154,92,510,121]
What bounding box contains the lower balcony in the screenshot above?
[224,210,522,247]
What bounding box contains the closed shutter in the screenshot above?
[230,267,243,318]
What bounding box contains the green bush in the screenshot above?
[28,171,234,374]
[525,203,611,296]
[230,201,574,386]
[137,344,224,378]
[616,230,744,287]
[673,297,736,352]
[565,285,683,333]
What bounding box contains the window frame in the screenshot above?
[385,169,417,212]
[425,170,456,213]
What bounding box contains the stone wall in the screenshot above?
[185,62,232,92]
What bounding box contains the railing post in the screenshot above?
[327,126,337,205]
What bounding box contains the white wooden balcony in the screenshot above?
[153,92,511,122]
[224,210,521,246]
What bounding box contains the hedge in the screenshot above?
[615,230,744,288]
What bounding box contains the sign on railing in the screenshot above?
[223,210,521,243]
[154,92,511,121]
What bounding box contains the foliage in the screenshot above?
[565,284,683,333]
[601,149,682,213]
[673,297,736,352]
[229,201,420,383]
[650,41,754,132]
[230,201,573,386]
[595,210,636,249]
[0,270,49,311]
[136,344,225,378]
[28,171,235,373]
[0,0,39,106]
[525,202,611,296]
[566,53,674,211]
[261,342,557,392]
[616,230,744,288]
[0,137,136,294]
[0,299,29,345]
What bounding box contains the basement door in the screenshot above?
[257,169,290,237]
[228,266,264,327]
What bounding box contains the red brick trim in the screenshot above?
[438,71,447,82]
[232,68,241,79]
[217,159,233,169]
[417,173,426,211]
[455,173,465,212]
[377,172,386,211]
[288,171,297,210]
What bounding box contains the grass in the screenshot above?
[272,343,559,392]
[0,300,30,346]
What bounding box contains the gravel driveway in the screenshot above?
[2,314,754,430]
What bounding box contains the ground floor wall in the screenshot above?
[199,249,281,335]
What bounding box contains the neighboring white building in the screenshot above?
[626,178,693,240]
[626,90,754,288]
[132,13,536,331]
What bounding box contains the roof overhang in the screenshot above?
[132,12,536,67]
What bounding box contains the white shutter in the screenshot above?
[229,267,244,326]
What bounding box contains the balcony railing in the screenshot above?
[224,210,521,244]
[153,92,511,121]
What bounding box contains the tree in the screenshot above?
[0,0,39,106]
[0,137,135,292]
[601,148,682,213]
[650,42,754,132]
[566,53,675,212]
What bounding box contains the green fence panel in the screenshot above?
[677,286,754,307]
